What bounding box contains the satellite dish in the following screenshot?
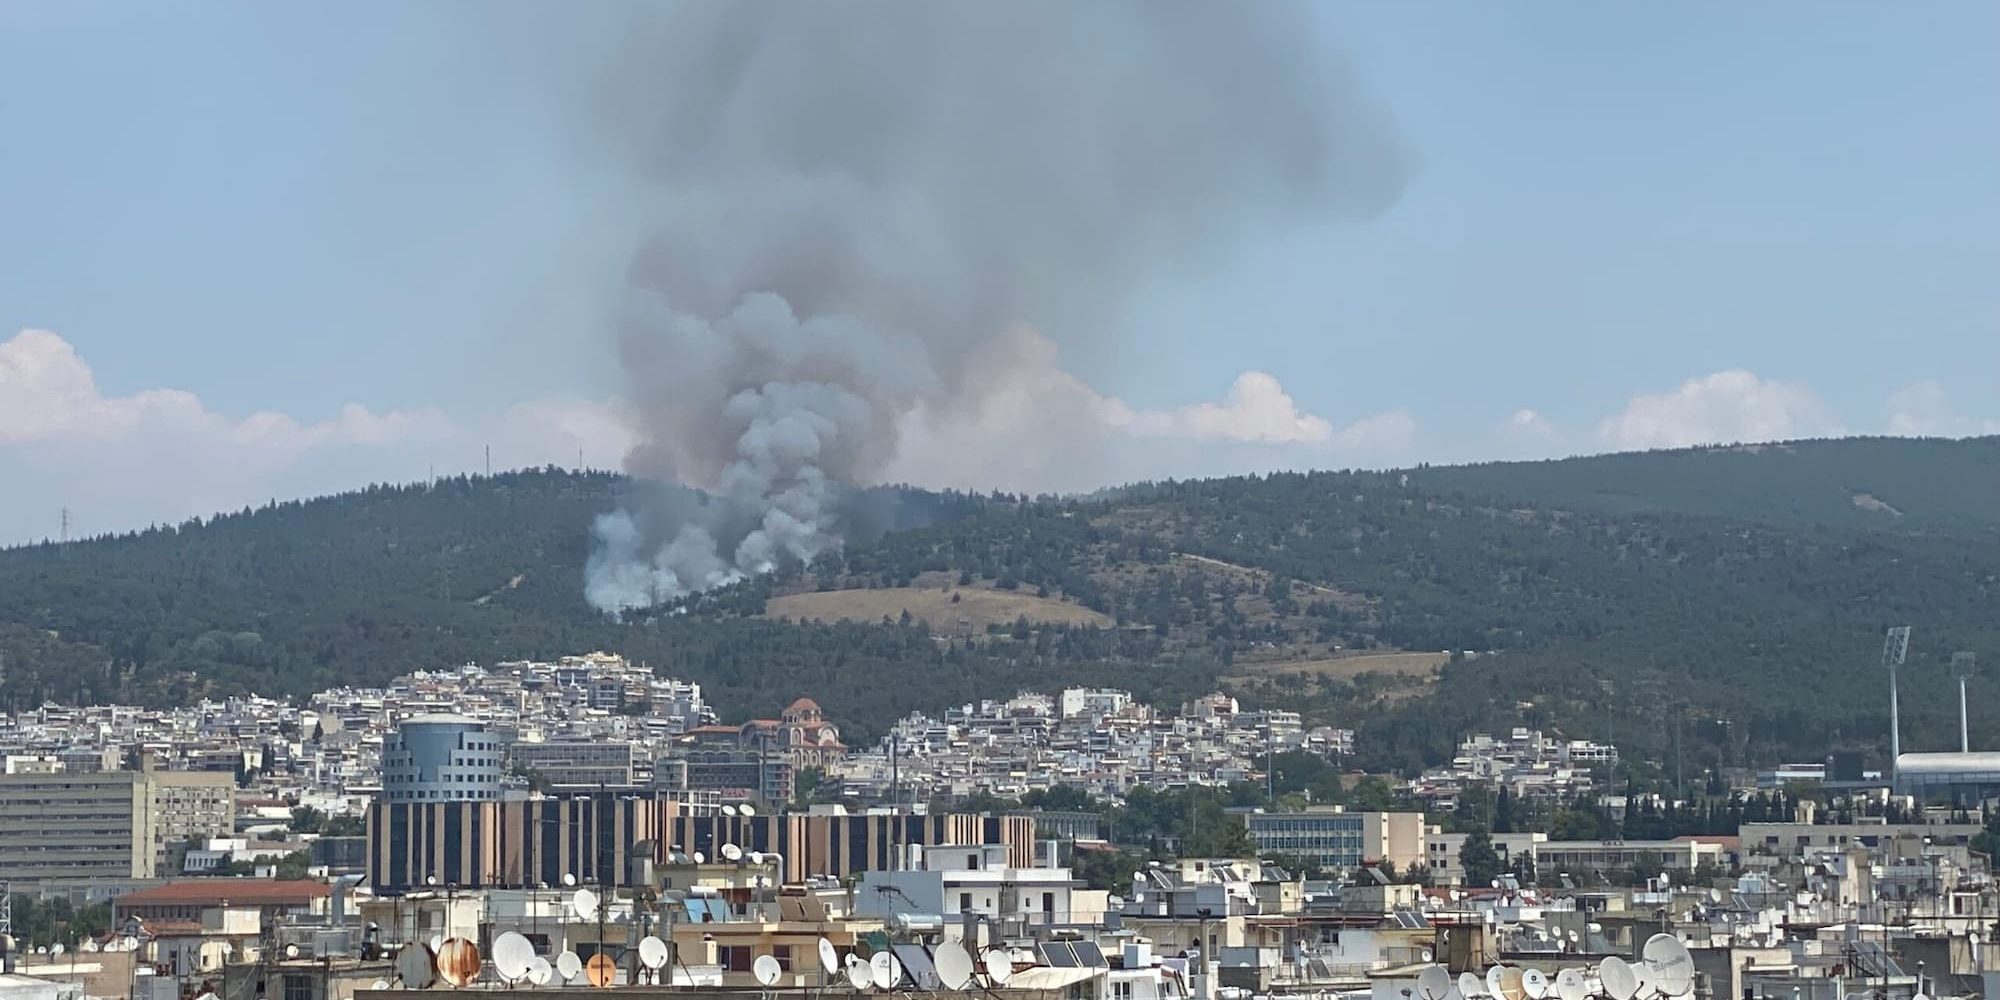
[573,888,601,920]
[935,941,976,991]
[1568,930,1581,944]
[556,951,584,982]
[1522,968,1549,1000]
[639,936,670,970]
[493,932,536,982]
[429,935,444,954]
[371,982,390,992]
[1632,957,1656,999]
[722,843,744,862]
[1486,967,1508,1000]
[754,955,784,988]
[819,938,842,976]
[396,944,436,989]
[749,851,766,865]
[1708,888,1722,903]
[562,873,577,887]
[1417,966,1452,1000]
[528,957,554,986]
[285,944,300,959]
[984,950,1014,987]
[738,803,757,817]
[870,951,902,990]
[1599,957,1639,1000]
[846,955,873,990]
[1461,972,1487,998]
[1556,968,1588,1000]
[1643,935,1694,998]
[692,851,706,864]
[585,953,618,988]
[1498,966,1526,1000]
[122,936,139,951]
[722,805,739,817]
[1423,950,1435,964]
[437,938,482,988]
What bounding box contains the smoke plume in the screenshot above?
[583,0,1405,612]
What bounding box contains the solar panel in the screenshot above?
[1072,943,1106,968]
[1040,942,1079,968]
[1308,959,1333,979]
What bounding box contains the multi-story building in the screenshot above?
[509,740,642,787]
[379,714,506,803]
[1241,808,1428,873]
[0,764,234,886]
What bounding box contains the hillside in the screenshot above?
[1408,436,2000,532]
[2,436,1998,774]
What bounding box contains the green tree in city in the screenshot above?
[1459,828,1503,887]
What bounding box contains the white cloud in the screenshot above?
[1595,369,1843,451]
[885,327,1412,493]
[1885,380,2000,438]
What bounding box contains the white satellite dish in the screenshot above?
[429,935,444,954]
[396,944,436,989]
[1568,930,1581,944]
[1498,966,1526,1000]
[284,944,299,959]
[738,803,757,817]
[527,957,554,986]
[722,805,739,817]
[1599,957,1639,1000]
[1556,968,1588,1000]
[934,941,976,991]
[819,938,841,976]
[693,851,706,864]
[754,955,784,987]
[1708,888,1722,903]
[556,950,584,982]
[1522,968,1549,1000]
[845,955,873,990]
[1632,957,1656,999]
[1642,935,1694,998]
[1461,972,1487,998]
[722,843,744,862]
[562,873,577,887]
[870,951,902,990]
[1423,950,1435,964]
[1418,965,1454,1000]
[749,851,765,865]
[984,949,1013,987]
[371,982,390,992]
[1486,966,1508,1000]
[639,936,671,971]
[493,932,536,982]
[572,887,600,920]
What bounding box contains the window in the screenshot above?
[1113,982,1134,1000]
[283,975,314,1000]
[960,892,974,911]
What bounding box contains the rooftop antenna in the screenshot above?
[1954,652,1977,753]
[1884,626,1912,788]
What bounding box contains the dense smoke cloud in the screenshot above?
[583,0,1406,612]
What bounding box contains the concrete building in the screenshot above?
[1241,808,1427,872]
[379,714,504,803]
[509,740,642,788]
[854,843,1091,934]
[1531,837,1724,875]
[0,766,234,886]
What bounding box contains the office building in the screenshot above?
[509,740,642,788]
[1242,808,1428,873]
[380,714,505,803]
[0,766,234,885]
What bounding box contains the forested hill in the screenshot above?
[1,435,1997,776]
[1408,436,2000,532]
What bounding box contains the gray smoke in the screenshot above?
[582,0,1405,613]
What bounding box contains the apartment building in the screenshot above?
[0,765,233,885]
[1241,808,1428,872]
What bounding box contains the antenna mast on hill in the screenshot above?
[1884,626,1912,788]
[59,507,70,544]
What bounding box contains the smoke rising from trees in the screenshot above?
[583,0,1406,612]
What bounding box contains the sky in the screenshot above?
[1,2,1996,546]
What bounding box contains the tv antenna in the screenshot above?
[1884,626,1912,786]
[59,507,70,544]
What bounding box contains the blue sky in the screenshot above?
[1,2,1996,542]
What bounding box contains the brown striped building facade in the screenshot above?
[366,793,1033,894]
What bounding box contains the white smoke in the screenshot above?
[580,0,1407,612]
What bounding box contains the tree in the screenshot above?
[1459,828,1503,887]
[289,805,326,834]
[1072,847,1148,892]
